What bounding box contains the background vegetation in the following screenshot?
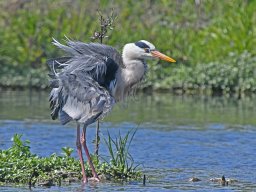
[0,0,255,95]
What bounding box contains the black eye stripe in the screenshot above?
[135,41,150,49]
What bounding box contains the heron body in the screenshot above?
[48,39,175,182]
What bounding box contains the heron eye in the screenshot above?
[144,48,150,53]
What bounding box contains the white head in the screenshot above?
[122,40,176,62]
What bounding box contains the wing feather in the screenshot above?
[48,39,119,125]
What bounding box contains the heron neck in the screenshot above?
[113,58,146,101]
[122,57,146,85]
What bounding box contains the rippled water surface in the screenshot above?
[1,90,256,191]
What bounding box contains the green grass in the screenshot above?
[101,129,141,180]
[0,0,255,94]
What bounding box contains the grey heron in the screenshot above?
[48,39,176,183]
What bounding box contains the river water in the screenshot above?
[0,90,256,191]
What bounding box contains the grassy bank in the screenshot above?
[0,0,255,94]
[148,51,256,96]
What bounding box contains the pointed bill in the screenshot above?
[151,50,176,63]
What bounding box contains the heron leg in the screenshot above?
[81,124,100,181]
[95,120,100,158]
[76,123,88,183]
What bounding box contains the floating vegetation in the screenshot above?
[189,175,238,186]
[210,175,238,186]
[189,177,201,182]
[0,133,141,187]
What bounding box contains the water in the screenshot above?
[1,90,256,191]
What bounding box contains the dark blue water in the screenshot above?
[1,90,256,191]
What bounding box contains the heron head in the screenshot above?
[124,40,176,63]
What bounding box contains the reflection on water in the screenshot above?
[1,90,256,126]
[0,90,256,191]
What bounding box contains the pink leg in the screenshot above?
[81,125,100,181]
[76,123,88,183]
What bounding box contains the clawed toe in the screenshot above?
[88,177,100,182]
[82,177,88,183]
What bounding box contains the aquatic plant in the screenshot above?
[0,133,141,186]
[0,134,81,186]
[91,9,118,160]
[61,147,74,157]
[101,129,141,180]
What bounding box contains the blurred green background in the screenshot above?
[0,0,255,96]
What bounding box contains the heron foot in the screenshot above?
[88,177,100,182]
[82,177,88,183]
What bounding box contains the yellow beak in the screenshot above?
[151,50,176,63]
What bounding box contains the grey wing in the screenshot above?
[48,39,119,125]
[50,71,114,125]
[63,39,125,68]
[52,38,125,68]
[50,38,122,89]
